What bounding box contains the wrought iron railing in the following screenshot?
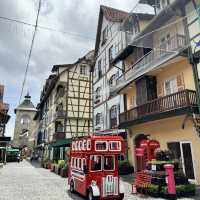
[119,90,197,124]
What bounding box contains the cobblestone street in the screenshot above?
[0,160,199,200]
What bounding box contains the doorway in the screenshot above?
[167,141,196,181]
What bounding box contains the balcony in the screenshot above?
[112,34,187,92]
[119,90,198,128]
[53,132,66,141]
[54,110,66,120]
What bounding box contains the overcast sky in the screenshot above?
[0,0,140,138]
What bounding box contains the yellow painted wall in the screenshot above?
[127,115,200,184]
[156,59,195,96]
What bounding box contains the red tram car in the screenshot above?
[68,135,125,200]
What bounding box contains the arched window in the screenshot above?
[110,105,118,128]
[95,87,101,100]
[109,74,116,86]
[96,113,102,125]
[20,115,30,126]
[56,85,65,98]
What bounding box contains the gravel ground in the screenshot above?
[0,160,198,200]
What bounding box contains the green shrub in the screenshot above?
[58,160,65,168]
[148,184,159,193]
[118,161,134,175]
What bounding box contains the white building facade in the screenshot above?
[93,5,154,135]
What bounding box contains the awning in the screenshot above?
[49,138,71,148]
[6,148,19,152]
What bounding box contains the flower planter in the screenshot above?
[50,164,55,172]
[60,168,68,178]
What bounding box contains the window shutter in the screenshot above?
[177,73,185,91]
[157,82,163,97]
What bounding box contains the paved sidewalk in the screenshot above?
[0,160,198,200]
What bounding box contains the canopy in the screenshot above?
[50,138,71,148]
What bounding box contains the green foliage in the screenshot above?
[184,184,196,193]
[58,160,65,168]
[148,184,159,193]
[160,186,167,194]
[118,160,134,175]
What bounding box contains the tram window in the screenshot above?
[95,141,108,151]
[83,140,87,150]
[79,159,82,169]
[87,140,91,150]
[71,158,74,167]
[109,141,121,151]
[90,155,102,171]
[75,158,78,168]
[82,159,86,170]
[104,156,115,170]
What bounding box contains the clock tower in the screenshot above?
[13,93,37,149]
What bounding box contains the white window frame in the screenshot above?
[103,155,115,171]
[109,141,121,152]
[164,77,178,95]
[95,141,108,152]
[90,155,103,172]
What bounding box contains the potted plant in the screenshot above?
[60,163,68,178]
[184,184,196,197]
[147,184,160,197]
[58,160,65,175]
[176,185,185,197]
[118,161,134,175]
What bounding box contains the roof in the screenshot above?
[94,5,155,58]
[101,5,129,22]
[15,94,36,113]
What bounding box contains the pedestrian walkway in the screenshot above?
[0,160,199,200]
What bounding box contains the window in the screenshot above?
[80,65,87,75]
[110,105,117,119]
[104,156,115,171]
[109,141,121,151]
[109,45,114,63]
[96,113,102,125]
[102,27,108,45]
[90,155,102,171]
[109,74,116,87]
[164,78,177,95]
[95,87,101,100]
[98,60,102,79]
[79,158,82,169]
[20,115,30,126]
[133,18,140,35]
[95,141,108,151]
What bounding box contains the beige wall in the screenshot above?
[156,58,195,97]
[127,115,200,184]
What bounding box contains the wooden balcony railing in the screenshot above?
[119,90,197,125]
[113,34,186,92]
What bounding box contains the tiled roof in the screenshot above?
[101,5,129,22]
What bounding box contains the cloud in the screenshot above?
[0,0,138,137]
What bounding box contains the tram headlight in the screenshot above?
[91,180,97,186]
